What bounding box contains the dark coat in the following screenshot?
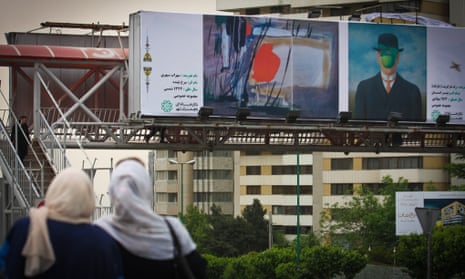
[354,72,422,121]
[0,218,124,279]
[11,122,30,161]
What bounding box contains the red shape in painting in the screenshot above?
[252,43,280,82]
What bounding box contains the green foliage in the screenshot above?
[341,249,369,279]
[303,246,366,279]
[204,246,366,279]
[223,253,256,279]
[303,246,345,279]
[203,254,230,279]
[275,262,303,279]
[320,175,407,264]
[445,153,465,178]
[445,153,465,188]
[248,248,295,279]
[396,225,465,279]
[183,199,278,257]
[208,204,249,256]
[242,199,269,251]
[271,227,289,248]
[290,230,320,249]
[182,205,212,254]
[432,225,465,278]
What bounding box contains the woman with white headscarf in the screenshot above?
[95,158,207,279]
[0,167,124,279]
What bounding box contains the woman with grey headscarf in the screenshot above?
[95,158,207,279]
[0,167,124,279]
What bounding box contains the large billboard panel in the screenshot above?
[129,11,465,123]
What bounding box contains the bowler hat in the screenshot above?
[373,33,403,52]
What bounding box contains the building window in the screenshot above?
[158,171,178,181]
[363,158,380,169]
[398,157,423,168]
[363,183,384,194]
[246,166,261,175]
[300,165,313,174]
[193,170,206,179]
[331,184,353,195]
[363,182,423,193]
[246,185,261,195]
[407,183,423,191]
[362,157,422,169]
[244,150,261,155]
[272,165,312,175]
[195,150,232,157]
[194,192,209,202]
[156,171,167,180]
[194,192,232,203]
[211,192,233,202]
[272,165,294,175]
[272,185,312,195]
[274,225,312,235]
[194,169,233,180]
[157,193,177,203]
[331,158,353,170]
[245,8,260,15]
[269,5,285,14]
[168,170,177,180]
[272,205,312,215]
[213,170,233,180]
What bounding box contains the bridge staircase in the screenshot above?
[0,105,73,239]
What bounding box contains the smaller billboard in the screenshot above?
[396,191,465,235]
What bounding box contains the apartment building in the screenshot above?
[154,150,238,216]
[153,149,450,239]
[314,152,450,233]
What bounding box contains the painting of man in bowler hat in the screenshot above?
[354,33,422,121]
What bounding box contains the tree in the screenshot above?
[207,204,249,257]
[445,153,465,190]
[182,205,212,254]
[184,201,288,257]
[320,175,407,264]
[303,246,367,279]
[396,225,465,278]
[207,246,366,279]
[242,199,269,251]
[290,230,320,249]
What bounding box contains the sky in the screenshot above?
[0,0,217,95]
[0,0,217,42]
[0,0,217,203]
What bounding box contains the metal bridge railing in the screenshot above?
[0,118,41,212]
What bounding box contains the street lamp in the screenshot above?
[168,158,195,217]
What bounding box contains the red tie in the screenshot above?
[384,78,395,93]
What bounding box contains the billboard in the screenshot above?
[396,191,465,235]
[129,11,465,123]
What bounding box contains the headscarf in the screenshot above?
[95,159,195,260]
[21,167,95,276]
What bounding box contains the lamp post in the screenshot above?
[296,151,301,265]
[168,159,195,217]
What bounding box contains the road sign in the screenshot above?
[415,207,440,234]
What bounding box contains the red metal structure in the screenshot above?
[0,44,128,133]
